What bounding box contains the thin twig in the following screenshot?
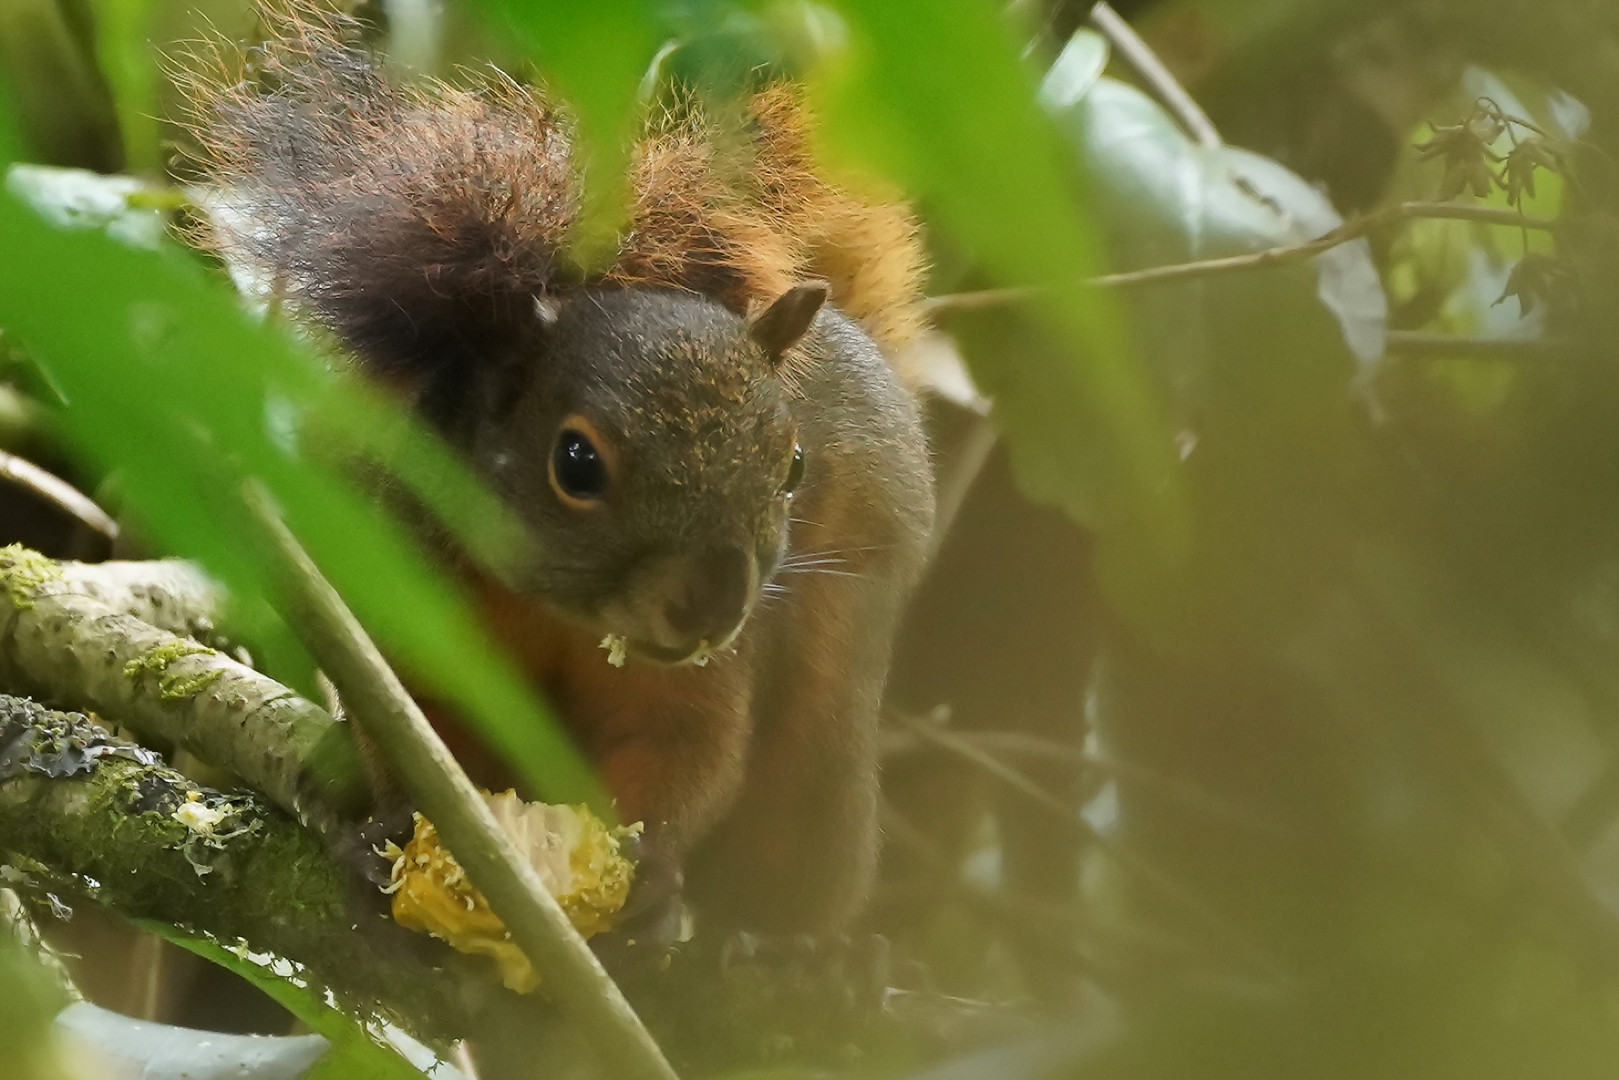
[1088,2,1222,150]
[928,414,999,561]
[1409,690,1619,989]
[884,727,1278,832]
[242,484,679,1080]
[877,807,1214,975]
[893,710,1079,822]
[891,711,1281,977]
[925,201,1561,315]
[0,449,118,540]
[1384,331,1579,359]
[923,287,1034,317]
[1090,201,1557,288]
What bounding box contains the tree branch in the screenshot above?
[1090,202,1556,288]
[1384,330,1579,359]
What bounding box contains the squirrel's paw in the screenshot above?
[592,833,689,976]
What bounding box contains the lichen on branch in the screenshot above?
[0,693,489,1041]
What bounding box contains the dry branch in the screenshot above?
[1089,2,1222,150]
[925,201,1561,315]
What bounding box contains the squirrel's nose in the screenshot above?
[659,545,755,652]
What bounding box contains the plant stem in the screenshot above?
[1089,1,1222,150]
[242,484,679,1080]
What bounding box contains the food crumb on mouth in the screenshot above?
[599,633,628,667]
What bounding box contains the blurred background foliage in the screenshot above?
[5,0,1619,1078]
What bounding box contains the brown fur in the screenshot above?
[178,4,936,938]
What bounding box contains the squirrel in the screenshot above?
[181,6,935,936]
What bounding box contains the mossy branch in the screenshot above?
[0,545,370,833]
[0,693,486,1042]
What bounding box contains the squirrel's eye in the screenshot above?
[550,427,609,504]
[783,443,805,497]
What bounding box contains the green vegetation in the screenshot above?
[6,0,1619,1078]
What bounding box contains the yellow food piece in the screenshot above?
[385,792,639,993]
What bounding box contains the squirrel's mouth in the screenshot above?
[593,545,758,667]
[598,627,741,668]
[636,637,717,666]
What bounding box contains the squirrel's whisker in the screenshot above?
[787,541,894,559]
[776,567,866,581]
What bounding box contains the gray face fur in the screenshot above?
[465,288,806,663]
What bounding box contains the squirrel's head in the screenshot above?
[452,283,826,665]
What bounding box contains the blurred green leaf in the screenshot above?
[815,0,1187,564]
[465,0,665,268]
[976,70,1379,646]
[5,163,166,246]
[0,0,123,172]
[0,78,21,163]
[1046,74,1386,371]
[56,1000,333,1080]
[0,174,604,811]
[0,932,69,1080]
[1038,28,1109,111]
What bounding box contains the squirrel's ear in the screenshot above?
[748,280,828,363]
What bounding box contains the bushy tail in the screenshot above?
[179,5,576,378]
[179,4,927,376]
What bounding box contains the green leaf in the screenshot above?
[0,76,22,164]
[4,163,167,247]
[465,0,665,269]
[0,0,123,172]
[142,924,462,1080]
[0,932,69,1080]
[1028,72,1383,645]
[1045,74,1386,370]
[1037,28,1109,111]
[89,0,164,174]
[0,184,605,812]
[57,1000,332,1080]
